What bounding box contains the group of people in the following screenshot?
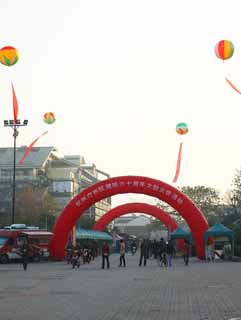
[139,238,176,267]
[67,242,98,268]
[17,238,191,271]
[139,238,191,267]
[100,237,191,269]
[100,240,126,269]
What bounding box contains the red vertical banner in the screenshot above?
[19,131,48,165]
[11,82,19,123]
[225,77,241,95]
[172,142,183,183]
[71,225,76,247]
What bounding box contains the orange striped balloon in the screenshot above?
[215,40,234,60]
[176,123,188,135]
[43,112,56,124]
[0,46,19,66]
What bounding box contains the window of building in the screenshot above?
[1,169,12,177]
[15,169,32,177]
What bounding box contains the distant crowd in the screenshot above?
[16,237,191,271]
[66,237,191,270]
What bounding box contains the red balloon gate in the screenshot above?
[93,202,179,231]
[93,202,184,250]
[49,176,209,259]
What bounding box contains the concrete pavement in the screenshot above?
[0,254,241,320]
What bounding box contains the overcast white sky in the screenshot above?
[1,0,241,206]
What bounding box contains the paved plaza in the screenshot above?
[0,254,241,320]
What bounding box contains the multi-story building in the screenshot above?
[0,146,111,222]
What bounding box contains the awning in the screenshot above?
[204,223,234,242]
[76,228,112,241]
[22,231,53,236]
[171,227,191,241]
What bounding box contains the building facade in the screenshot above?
[113,215,152,238]
[0,146,111,223]
[113,214,169,239]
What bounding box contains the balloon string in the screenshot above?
[225,77,241,95]
[172,142,183,183]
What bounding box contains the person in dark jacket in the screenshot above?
[130,241,137,255]
[101,242,110,269]
[20,240,30,271]
[152,240,159,259]
[158,238,167,263]
[183,240,191,266]
[139,239,148,266]
[166,240,175,267]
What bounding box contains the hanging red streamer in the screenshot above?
[172,142,183,183]
[225,77,241,95]
[11,82,19,123]
[19,131,48,165]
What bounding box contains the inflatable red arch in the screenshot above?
[93,202,179,231]
[49,176,209,259]
[93,202,184,250]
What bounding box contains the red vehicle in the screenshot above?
[0,227,53,264]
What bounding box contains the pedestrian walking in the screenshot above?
[130,240,137,255]
[119,239,126,267]
[152,240,159,259]
[166,240,175,267]
[20,240,30,271]
[206,243,215,262]
[158,238,167,265]
[139,239,148,266]
[183,240,191,266]
[71,247,81,269]
[101,241,110,269]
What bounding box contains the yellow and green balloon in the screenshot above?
[176,122,188,135]
[0,46,19,66]
[44,112,56,124]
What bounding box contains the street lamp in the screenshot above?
[3,119,28,225]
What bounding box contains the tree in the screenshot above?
[15,186,58,230]
[147,218,166,231]
[78,214,95,229]
[228,169,241,256]
[180,185,221,225]
[155,201,186,226]
[230,168,241,208]
[221,169,241,228]
[38,193,59,231]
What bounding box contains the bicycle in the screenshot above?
[157,252,168,267]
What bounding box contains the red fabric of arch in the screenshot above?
[48,176,209,259]
[93,202,184,250]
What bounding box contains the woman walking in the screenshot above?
[119,239,126,267]
[183,240,191,266]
